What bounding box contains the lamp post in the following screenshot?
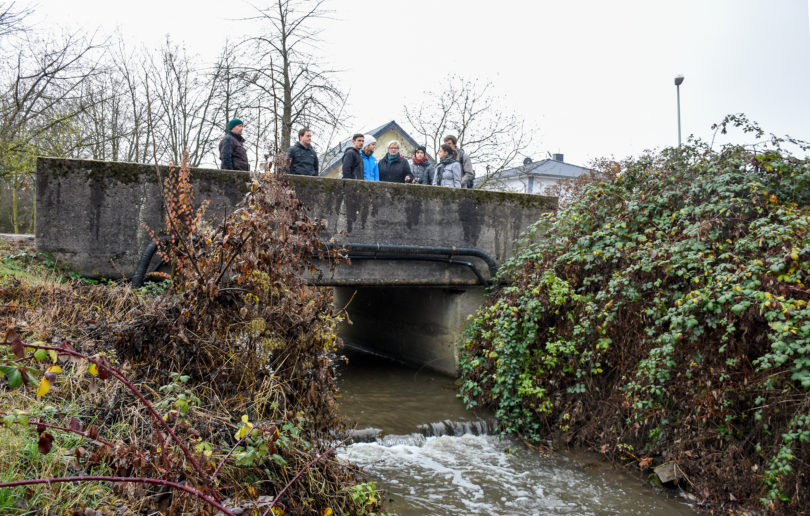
[674,75,684,146]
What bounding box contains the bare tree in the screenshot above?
[248,0,346,156]
[0,4,105,231]
[404,76,534,187]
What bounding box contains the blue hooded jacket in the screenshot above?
[362,150,379,181]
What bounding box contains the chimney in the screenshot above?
[552,153,564,162]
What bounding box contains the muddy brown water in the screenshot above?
[336,350,697,516]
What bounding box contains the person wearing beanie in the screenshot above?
[285,127,319,176]
[219,118,250,171]
[361,134,378,181]
[410,144,434,185]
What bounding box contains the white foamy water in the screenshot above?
[338,432,694,516]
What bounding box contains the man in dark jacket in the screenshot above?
[219,118,250,171]
[341,133,364,180]
[285,127,319,176]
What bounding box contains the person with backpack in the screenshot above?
[433,143,462,188]
[410,145,434,185]
[378,140,412,183]
[443,134,474,188]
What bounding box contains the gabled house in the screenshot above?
[476,154,591,194]
[320,120,428,178]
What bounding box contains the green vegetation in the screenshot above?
[459,116,810,514]
[0,159,383,515]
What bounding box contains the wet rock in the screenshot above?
[654,461,683,485]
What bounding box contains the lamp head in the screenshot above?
[674,75,685,86]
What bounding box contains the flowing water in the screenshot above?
[336,350,697,516]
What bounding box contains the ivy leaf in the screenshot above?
[37,431,54,454]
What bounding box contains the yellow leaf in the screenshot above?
[321,509,333,516]
[36,377,51,399]
[47,365,63,374]
[241,414,250,424]
[88,363,98,376]
[203,449,212,457]
[247,485,257,497]
[48,349,58,363]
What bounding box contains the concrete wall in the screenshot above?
[36,157,556,283]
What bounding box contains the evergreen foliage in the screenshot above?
[459,117,810,513]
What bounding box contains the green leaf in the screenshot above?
[34,349,48,362]
[5,367,22,388]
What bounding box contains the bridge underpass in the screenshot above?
[35,157,556,375]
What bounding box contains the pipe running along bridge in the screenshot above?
[35,158,556,375]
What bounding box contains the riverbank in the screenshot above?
[0,172,384,514]
[458,130,810,514]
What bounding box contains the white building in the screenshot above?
[475,154,591,194]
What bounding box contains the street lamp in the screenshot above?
[674,75,684,146]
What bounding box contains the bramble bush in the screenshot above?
[459,115,810,513]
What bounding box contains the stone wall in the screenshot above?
[36,157,556,283]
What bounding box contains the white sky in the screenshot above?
[21,0,810,167]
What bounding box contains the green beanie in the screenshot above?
[227,118,243,131]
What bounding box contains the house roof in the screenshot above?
[320,120,426,177]
[476,158,591,185]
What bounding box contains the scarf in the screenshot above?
[387,153,400,164]
[439,155,455,166]
[412,155,428,165]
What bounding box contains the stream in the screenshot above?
[336,350,697,516]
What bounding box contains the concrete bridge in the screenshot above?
[36,157,555,374]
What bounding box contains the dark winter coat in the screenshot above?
[379,154,412,183]
[411,159,434,185]
[219,132,250,171]
[341,147,364,180]
[286,141,319,176]
[433,155,462,188]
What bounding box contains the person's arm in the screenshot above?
[452,162,463,187]
[404,158,412,183]
[313,150,319,175]
[342,151,355,179]
[462,152,474,176]
[221,136,234,170]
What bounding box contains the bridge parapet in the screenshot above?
[35,157,555,285]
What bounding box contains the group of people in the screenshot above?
[219,119,474,188]
[336,132,474,188]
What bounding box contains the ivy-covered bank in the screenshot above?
[459,120,810,514]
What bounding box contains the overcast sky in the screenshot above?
[22,0,810,167]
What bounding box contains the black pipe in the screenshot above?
[132,237,170,288]
[340,243,498,279]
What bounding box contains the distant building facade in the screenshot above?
[320,120,429,178]
[475,154,591,194]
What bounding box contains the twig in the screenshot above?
[0,476,233,516]
[262,433,353,516]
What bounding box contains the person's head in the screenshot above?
[387,140,401,156]
[439,143,456,159]
[352,133,365,149]
[228,118,244,135]
[443,135,458,149]
[414,145,426,160]
[363,134,376,155]
[298,127,312,146]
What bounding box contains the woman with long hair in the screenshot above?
[433,143,462,187]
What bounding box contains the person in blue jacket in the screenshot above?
[362,134,379,181]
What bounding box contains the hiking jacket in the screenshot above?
[342,147,364,180]
[362,151,379,181]
[433,156,462,187]
[378,154,412,183]
[286,141,319,176]
[219,132,250,171]
[411,159,434,185]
